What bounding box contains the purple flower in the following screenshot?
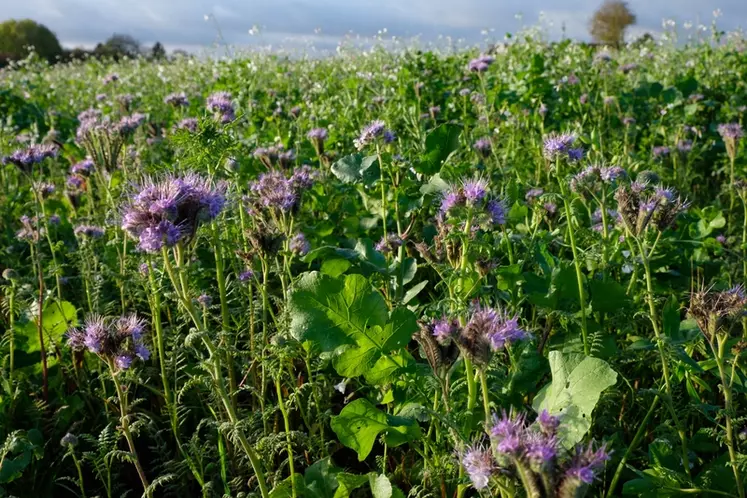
[468,54,495,72]
[567,147,584,162]
[565,443,611,484]
[488,312,530,350]
[81,315,108,353]
[115,113,146,135]
[48,214,61,225]
[543,133,576,160]
[139,263,150,276]
[137,220,181,253]
[600,166,626,183]
[537,410,560,435]
[164,92,189,107]
[71,159,94,176]
[717,234,727,244]
[580,93,589,104]
[462,178,489,206]
[307,128,328,142]
[718,123,743,140]
[490,411,527,456]
[3,143,59,168]
[134,343,150,361]
[74,225,105,239]
[354,120,394,150]
[543,202,557,215]
[432,317,458,344]
[290,233,310,255]
[239,270,255,282]
[677,140,693,153]
[620,62,638,73]
[206,91,233,114]
[461,445,494,489]
[525,188,544,201]
[176,118,199,133]
[375,233,402,254]
[473,138,492,158]
[623,116,636,126]
[249,170,299,212]
[115,354,134,369]
[487,199,507,225]
[458,88,472,97]
[439,188,464,214]
[290,165,318,190]
[653,146,670,158]
[525,432,558,464]
[197,294,212,307]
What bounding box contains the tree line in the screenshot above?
[1,1,638,67]
[0,19,181,68]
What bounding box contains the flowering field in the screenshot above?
[1,34,747,498]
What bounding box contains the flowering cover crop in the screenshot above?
[1,29,747,498]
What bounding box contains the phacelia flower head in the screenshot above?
[71,158,95,176]
[718,122,744,140]
[652,146,670,159]
[121,174,227,253]
[431,316,459,344]
[543,133,577,160]
[175,118,199,133]
[307,127,329,154]
[74,225,105,239]
[473,137,492,158]
[164,92,189,107]
[468,54,495,72]
[458,305,530,365]
[67,313,150,370]
[462,178,489,206]
[461,445,495,489]
[3,143,59,169]
[290,232,311,255]
[440,188,464,214]
[354,120,394,150]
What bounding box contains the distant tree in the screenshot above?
[0,19,63,62]
[151,42,166,60]
[171,49,191,59]
[589,1,636,47]
[99,34,141,59]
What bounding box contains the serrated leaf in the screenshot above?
[532,351,617,447]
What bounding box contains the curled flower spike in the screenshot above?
[689,285,747,339]
[67,313,150,370]
[353,120,395,150]
[461,444,495,489]
[121,174,227,253]
[375,233,402,254]
[543,133,578,161]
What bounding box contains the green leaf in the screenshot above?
[416,124,461,175]
[589,279,630,313]
[331,399,386,461]
[321,258,352,278]
[304,459,339,498]
[402,280,428,304]
[370,474,392,498]
[16,300,78,374]
[288,272,388,352]
[334,473,369,498]
[532,351,617,448]
[331,154,380,185]
[662,296,681,341]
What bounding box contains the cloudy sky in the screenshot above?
[3,0,746,53]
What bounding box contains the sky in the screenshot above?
[2,0,746,53]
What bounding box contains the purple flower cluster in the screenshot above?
[102,73,119,85]
[461,409,610,493]
[164,92,189,107]
[121,174,227,253]
[543,133,582,161]
[16,215,43,242]
[67,314,150,370]
[3,143,59,168]
[353,120,395,150]
[466,305,530,352]
[615,181,690,235]
[439,178,507,227]
[206,91,235,122]
[175,118,199,133]
[375,233,402,254]
[247,166,318,214]
[570,165,627,194]
[307,127,329,155]
[290,232,311,255]
[473,138,492,158]
[74,224,105,239]
[71,158,95,176]
[652,146,670,158]
[115,113,147,135]
[431,316,459,344]
[718,123,744,140]
[468,54,495,72]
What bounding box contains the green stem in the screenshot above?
[606,393,661,497]
[637,236,691,477]
[560,182,589,355]
[479,369,492,428]
[276,374,297,497]
[713,335,745,498]
[71,451,86,498]
[110,363,151,497]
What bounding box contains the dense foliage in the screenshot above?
[1,28,747,498]
[0,19,63,64]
